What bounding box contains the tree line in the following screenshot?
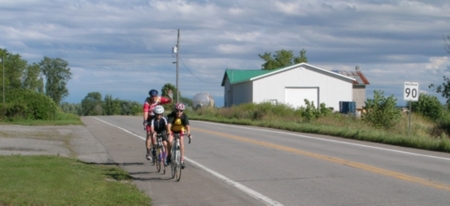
[0,49,72,121]
[0,49,71,105]
[72,83,193,116]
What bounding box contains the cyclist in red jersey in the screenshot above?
[143,89,172,162]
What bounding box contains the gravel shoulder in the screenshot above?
[0,124,111,163]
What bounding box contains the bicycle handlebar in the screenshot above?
[171,133,191,144]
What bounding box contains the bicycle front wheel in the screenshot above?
[171,147,176,179]
[155,149,161,173]
[175,148,182,182]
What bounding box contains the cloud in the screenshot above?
[426,56,450,74]
[1,0,450,107]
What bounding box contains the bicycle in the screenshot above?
[170,133,191,182]
[155,133,167,174]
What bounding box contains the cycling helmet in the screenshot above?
[149,89,158,97]
[153,105,165,115]
[174,103,185,111]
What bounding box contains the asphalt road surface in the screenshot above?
[82,116,450,206]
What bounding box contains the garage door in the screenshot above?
[285,87,318,109]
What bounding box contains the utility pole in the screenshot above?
[176,29,180,103]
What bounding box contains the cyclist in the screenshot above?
[143,89,172,162]
[149,105,170,166]
[167,103,192,169]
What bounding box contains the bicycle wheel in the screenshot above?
[175,147,182,182]
[155,149,161,173]
[170,146,176,179]
[162,147,166,175]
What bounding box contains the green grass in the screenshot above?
[187,104,450,153]
[0,112,83,126]
[0,155,151,206]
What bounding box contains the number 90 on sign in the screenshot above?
[404,82,419,102]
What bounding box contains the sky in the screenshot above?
[1,0,450,108]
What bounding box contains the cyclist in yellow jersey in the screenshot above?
[167,103,191,169]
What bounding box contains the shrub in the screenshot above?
[363,90,401,129]
[301,99,317,122]
[0,89,58,121]
[411,94,444,120]
[436,110,450,135]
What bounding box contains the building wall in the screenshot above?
[224,78,231,107]
[252,66,353,110]
[230,81,253,106]
[353,85,366,109]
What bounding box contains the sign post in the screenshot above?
[404,82,419,134]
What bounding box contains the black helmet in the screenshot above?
[149,89,158,97]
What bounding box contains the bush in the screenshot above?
[436,110,450,135]
[363,90,401,129]
[0,89,58,121]
[411,94,444,120]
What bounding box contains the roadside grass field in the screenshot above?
[0,112,83,126]
[188,104,450,153]
[0,155,151,206]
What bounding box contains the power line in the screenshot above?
[179,58,217,84]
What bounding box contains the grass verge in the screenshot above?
[187,104,450,153]
[0,112,83,126]
[0,155,151,206]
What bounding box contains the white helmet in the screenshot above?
[153,105,165,115]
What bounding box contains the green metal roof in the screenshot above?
[221,69,272,86]
[221,63,357,86]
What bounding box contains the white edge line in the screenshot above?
[91,117,283,206]
[93,117,145,140]
[194,120,450,162]
[185,157,283,206]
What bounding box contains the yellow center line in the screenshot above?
[193,127,450,192]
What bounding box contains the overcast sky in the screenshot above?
[1,0,450,107]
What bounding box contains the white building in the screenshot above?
[221,63,364,111]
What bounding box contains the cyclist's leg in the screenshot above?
[145,125,152,160]
[166,133,173,162]
[151,133,157,162]
[161,134,168,164]
[148,116,156,149]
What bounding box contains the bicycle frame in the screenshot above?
[171,133,182,181]
[155,133,166,174]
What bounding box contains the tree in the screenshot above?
[8,54,28,89]
[81,92,103,116]
[0,49,28,90]
[180,97,193,107]
[22,63,44,93]
[60,102,82,116]
[429,76,450,106]
[103,94,121,115]
[294,49,308,64]
[119,100,141,115]
[161,83,178,101]
[258,49,308,70]
[429,35,450,107]
[40,57,72,105]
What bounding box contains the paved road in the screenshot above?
[82,116,450,206]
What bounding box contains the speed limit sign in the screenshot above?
[404,82,419,101]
